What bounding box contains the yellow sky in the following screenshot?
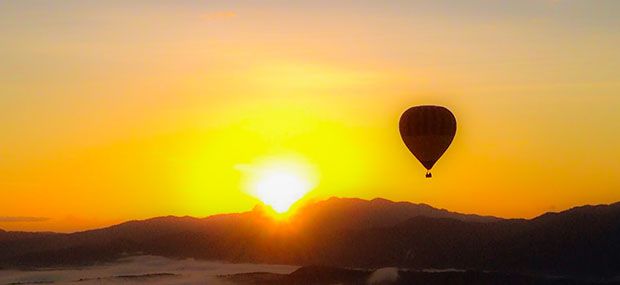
[1,1,619,232]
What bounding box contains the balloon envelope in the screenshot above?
[399,105,456,173]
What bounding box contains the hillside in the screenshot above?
[1,198,619,278]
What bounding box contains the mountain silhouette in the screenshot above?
[1,197,619,278]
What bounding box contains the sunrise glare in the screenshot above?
[241,156,316,213]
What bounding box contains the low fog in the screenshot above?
[367,267,399,284]
[0,255,299,285]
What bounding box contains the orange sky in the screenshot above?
[1,1,619,232]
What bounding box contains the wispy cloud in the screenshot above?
[0,216,49,222]
[204,11,237,21]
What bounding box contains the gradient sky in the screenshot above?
[1,0,619,232]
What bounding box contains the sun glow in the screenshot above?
[255,170,310,213]
[240,156,317,213]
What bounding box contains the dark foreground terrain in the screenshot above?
[222,266,620,285]
[2,197,620,280]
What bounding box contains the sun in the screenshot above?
[254,169,311,213]
[239,155,317,214]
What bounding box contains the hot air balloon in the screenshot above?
[399,105,456,178]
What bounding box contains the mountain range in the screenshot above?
[1,197,619,279]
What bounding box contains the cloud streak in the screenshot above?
[204,11,237,21]
[0,216,49,222]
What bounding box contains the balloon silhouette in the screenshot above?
[399,105,456,178]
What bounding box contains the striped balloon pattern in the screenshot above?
[399,105,456,178]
